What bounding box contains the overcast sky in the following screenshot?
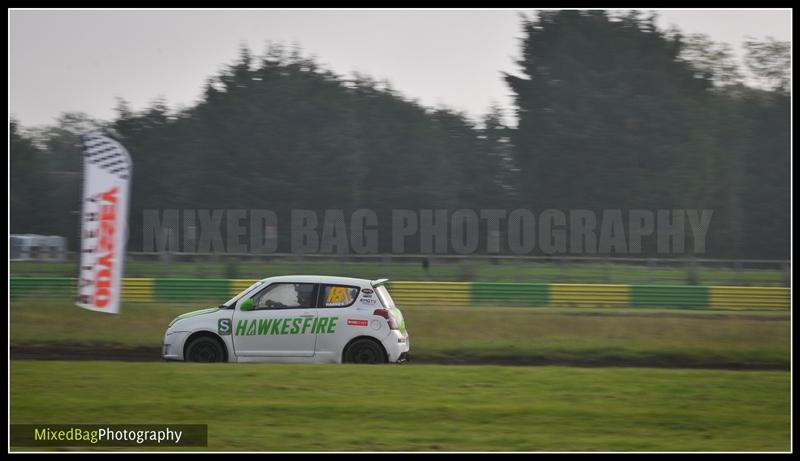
[9,9,792,127]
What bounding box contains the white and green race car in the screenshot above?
[162,276,409,364]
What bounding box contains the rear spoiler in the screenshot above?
[371,278,389,287]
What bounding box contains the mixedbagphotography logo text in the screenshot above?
[141,208,713,256]
[10,424,208,447]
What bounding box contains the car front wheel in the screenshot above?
[185,336,225,363]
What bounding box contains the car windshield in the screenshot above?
[221,281,264,308]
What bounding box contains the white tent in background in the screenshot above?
[9,234,67,261]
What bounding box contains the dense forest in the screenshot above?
[10,11,790,258]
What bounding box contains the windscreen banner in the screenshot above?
[75,132,132,314]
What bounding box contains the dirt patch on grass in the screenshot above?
[10,344,788,370]
[11,344,161,362]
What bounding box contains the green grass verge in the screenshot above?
[11,300,790,368]
[10,259,789,285]
[10,361,790,451]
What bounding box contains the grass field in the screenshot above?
[10,300,790,369]
[10,298,790,451]
[10,258,789,285]
[10,361,790,451]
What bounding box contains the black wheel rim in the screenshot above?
[190,342,219,362]
[354,345,379,363]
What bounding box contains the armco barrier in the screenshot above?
[630,285,709,309]
[152,278,232,302]
[472,282,549,306]
[10,277,74,300]
[550,283,630,308]
[388,281,472,307]
[709,286,790,310]
[122,278,153,303]
[8,277,790,310]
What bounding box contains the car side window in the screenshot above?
[253,283,316,310]
[323,285,359,308]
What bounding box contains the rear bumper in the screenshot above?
[381,331,410,363]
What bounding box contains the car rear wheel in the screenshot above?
[344,339,386,364]
[185,336,225,363]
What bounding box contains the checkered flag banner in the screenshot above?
[76,132,132,314]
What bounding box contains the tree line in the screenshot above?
[10,11,790,258]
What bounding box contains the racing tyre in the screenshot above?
[344,339,386,364]
[185,336,225,363]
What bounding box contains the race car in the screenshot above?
[162,275,409,364]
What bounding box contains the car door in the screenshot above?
[232,282,318,357]
[312,284,362,359]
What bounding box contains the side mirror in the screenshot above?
[240,298,255,312]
